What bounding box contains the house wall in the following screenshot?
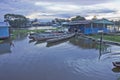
[0,27,9,39]
[84,28,92,34]
[79,26,84,33]
[83,27,109,34]
[68,24,110,34]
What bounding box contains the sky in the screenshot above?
[0,0,120,21]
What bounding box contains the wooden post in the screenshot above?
[103,23,105,33]
[84,24,86,34]
[98,30,103,59]
[113,21,116,32]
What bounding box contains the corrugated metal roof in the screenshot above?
[62,19,114,25]
[62,20,92,25]
[0,22,10,27]
[93,19,114,24]
[70,20,92,24]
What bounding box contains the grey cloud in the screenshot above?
[0,0,119,21]
[85,8,117,14]
[22,0,113,5]
[1,0,113,5]
[55,8,117,18]
[55,14,76,18]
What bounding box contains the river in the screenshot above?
[0,34,120,80]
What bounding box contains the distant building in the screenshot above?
[62,18,114,34]
[0,22,10,39]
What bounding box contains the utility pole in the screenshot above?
[98,30,103,59]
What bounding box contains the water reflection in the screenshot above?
[69,36,110,51]
[46,36,108,50]
[69,36,99,49]
[35,40,46,45]
[11,30,28,41]
[46,39,69,47]
[29,39,36,43]
[14,33,28,41]
[0,35,120,80]
[0,40,13,54]
[29,40,45,45]
[112,67,120,73]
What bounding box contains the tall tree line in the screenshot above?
[52,15,86,25]
[4,14,29,28]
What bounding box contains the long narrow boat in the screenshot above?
[47,33,75,43]
[28,32,70,41]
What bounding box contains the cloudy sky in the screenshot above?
[0,0,120,21]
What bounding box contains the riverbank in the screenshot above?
[89,34,120,42]
[10,26,60,39]
[11,29,46,39]
[0,40,3,43]
[84,34,120,46]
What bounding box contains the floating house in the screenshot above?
[62,18,114,34]
[0,22,10,39]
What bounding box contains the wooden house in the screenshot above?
[62,18,114,34]
[0,22,10,39]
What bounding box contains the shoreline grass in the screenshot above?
[0,40,4,43]
[10,28,60,39]
[89,34,120,42]
[11,29,46,39]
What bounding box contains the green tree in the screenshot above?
[71,15,86,21]
[92,16,97,20]
[52,18,70,25]
[4,14,28,28]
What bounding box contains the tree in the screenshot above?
[4,14,28,28]
[92,16,97,20]
[52,18,70,25]
[71,16,86,21]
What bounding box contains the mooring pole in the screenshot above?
[98,30,103,59]
[99,32,103,54]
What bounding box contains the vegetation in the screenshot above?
[0,40,3,43]
[52,18,70,25]
[11,29,45,39]
[71,15,86,21]
[10,27,60,39]
[90,34,120,42]
[12,29,45,35]
[4,14,30,28]
[51,15,86,25]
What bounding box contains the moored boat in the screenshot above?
[47,33,75,43]
[28,32,70,41]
